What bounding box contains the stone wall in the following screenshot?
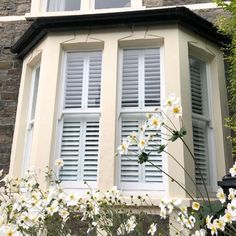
[0,20,31,172]
[0,0,31,16]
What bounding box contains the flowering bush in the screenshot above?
[0,94,235,235]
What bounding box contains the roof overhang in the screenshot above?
[11,7,229,59]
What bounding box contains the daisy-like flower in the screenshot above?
[229,162,236,177]
[216,187,226,204]
[162,93,179,110]
[148,114,163,130]
[228,188,236,201]
[138,136,148,151]
[214,217,225,231]
[191,229,206,236]
[208,223,218,236]
[118,139,130,155]
[172,104,182,118]
[117,224,126,236]
[223,210,233,223]
[192,201,200,211]
[128,132,137,144]
[148,223,157,236]
[125,216,136,233]
[206,215,213,227]
[59,209,70,222]
[55,158,64,168]
[66,193,79,206]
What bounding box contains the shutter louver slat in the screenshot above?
[60,121,80,181]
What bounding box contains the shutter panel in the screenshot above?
[65,53,84,109]
[120,118,163,183]
[87,52,102,108]
[190,59,203,115]
[60,120,99,182]
[120,120,140,182]
[122,50,139,108]
[144,49,161,107]
[192,122,209,185]
[59,120,80,181]
[83,121,99,181]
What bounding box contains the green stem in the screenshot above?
[147,160,196,202]
[163,150,206,204]
[180,137,212,210]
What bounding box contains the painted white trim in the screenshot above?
[0,16,25,22]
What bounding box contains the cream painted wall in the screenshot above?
[10,25,229,198]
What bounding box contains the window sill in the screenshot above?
[25,6,146,20]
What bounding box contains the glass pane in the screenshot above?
[31,67,40,121]
[95,0,131,9]
[47,0,81,11]
[64,0,81,11]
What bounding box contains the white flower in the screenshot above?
[55,158,64,168]
[66,193,79,206]
[214,216,225,231]
[228,188,236,201]
[0,170,3,178]
[118,139,130,155]
[172,104,182,118]
[173,199,182,207]
[223,210,234,223]
[148,114,163,130]
[206,215,213,227]
[185,215,196,229]
[125,216,136,233]
[138,136,148,151]
[117,224,126,235]
[59,209,70,222]
[207,223,218,236]
[0,224,19,236]
[162,93,179,110]
[229,162,236,177]
[192,229,206,236]
[192,201,200,211]
[127,132,137,144]
[148,223,157,236]
[216,187,226,204]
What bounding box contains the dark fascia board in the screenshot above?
[11,7,229,59]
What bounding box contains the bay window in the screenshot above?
[119,48,165,190]
[58,51,102,187]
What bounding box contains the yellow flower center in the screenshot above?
[167,100,172,106]
[140,140,145,146]
[152,119,159,126]
[173,107,180,114]
[7,233,13,236]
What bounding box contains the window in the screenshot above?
[58,51,102,187]
[119,48,164,190]
[23,65,40,174]
[47,0,81,11]
[189,57,212,186]
[95,0,131,9]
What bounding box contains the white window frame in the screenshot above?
[189,55,217,193]
[117,46,168,192]
[55,50,102,190]
[43,0,143,12]
[22,64,40,175]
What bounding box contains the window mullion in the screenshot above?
[82,56,89,110]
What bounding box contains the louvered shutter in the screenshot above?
[60,119,99,182]
[122,49,160,109]
[120,118,163,184]
[59,51,101,184]
[190,57,210,186]
[65,52,102,109]
[122,50,139,108]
